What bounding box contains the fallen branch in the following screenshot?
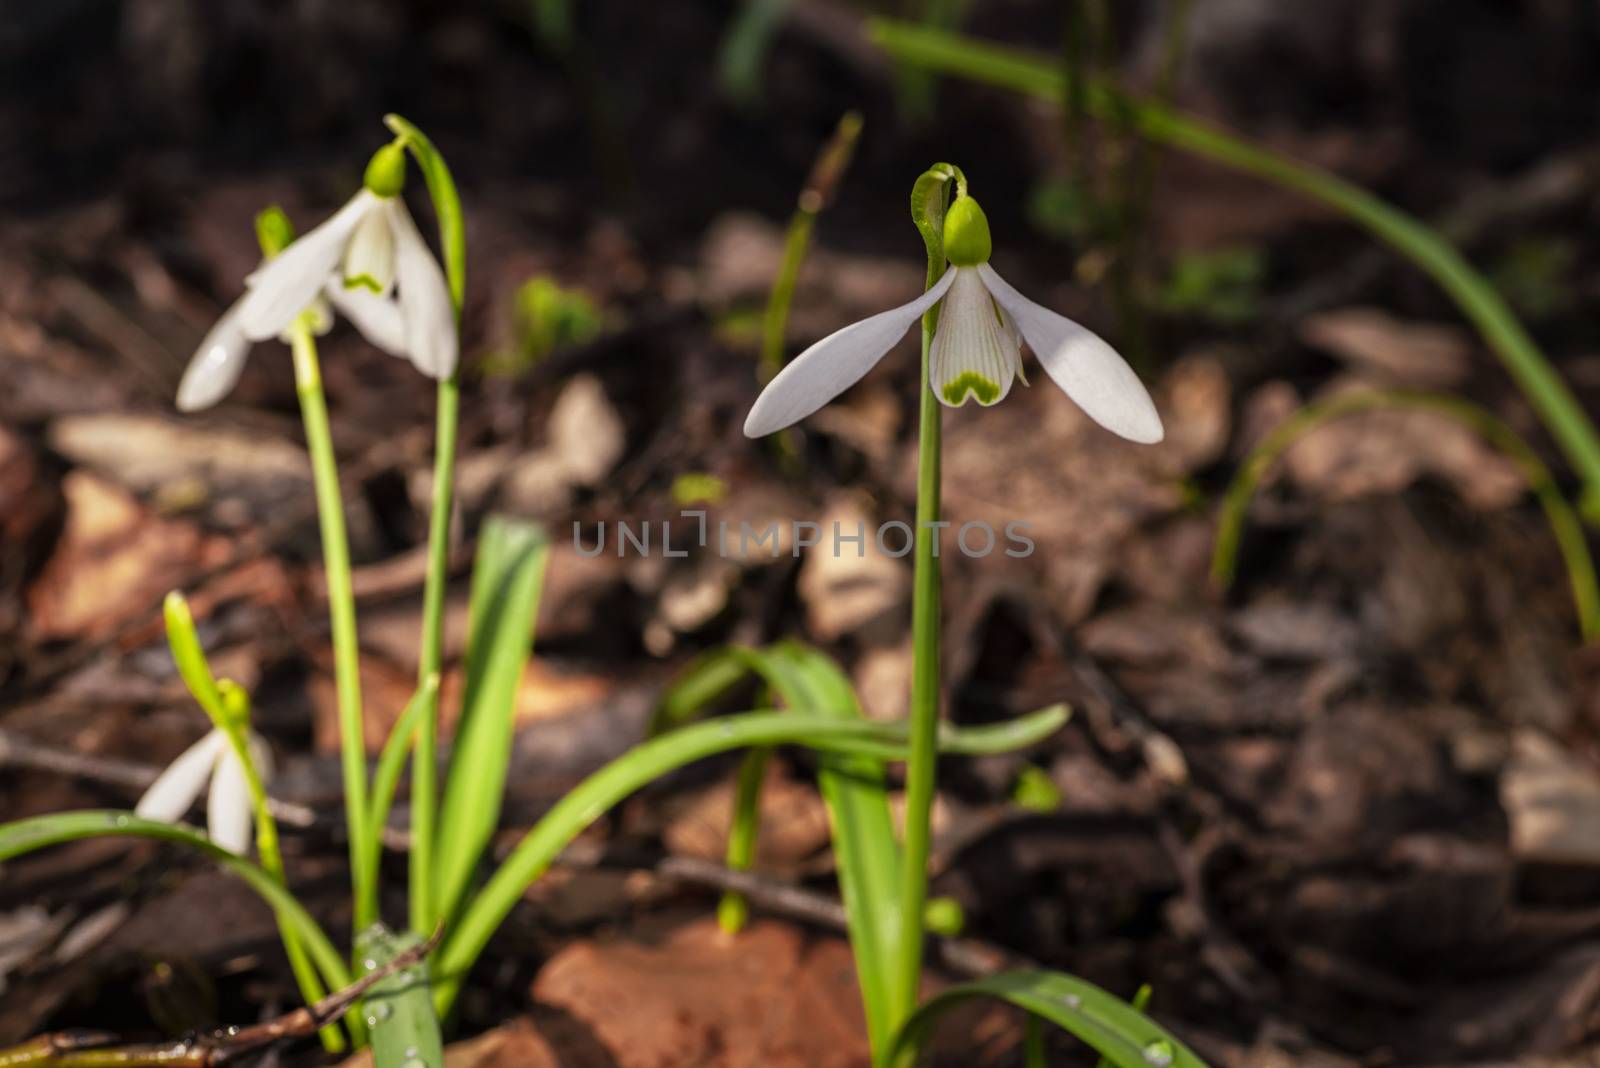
[0,928,441,1067]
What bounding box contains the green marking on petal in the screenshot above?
[941,371,1001,406]
[344,274,384,294]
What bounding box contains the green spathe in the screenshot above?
[363,142,408,198]
[942,195,992,267]
[254,206,296,259]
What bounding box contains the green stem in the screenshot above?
[716,746,770,934]
[385,114,467,939]
[410,377,457,935]
[290,325,374,934]
[889,208,948,1034]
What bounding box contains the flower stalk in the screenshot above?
[888,163,958,1035]
[383,114,468,937]
[289,321,375,934]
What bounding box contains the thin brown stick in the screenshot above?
[0,929,442,1068]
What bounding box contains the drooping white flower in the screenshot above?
[743,194,1163,444]
[175,143,455,411]
[135,728,273,856]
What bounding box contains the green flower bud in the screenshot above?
[254,206,296,260]
[942,195,992,267]
[363,141,407,198]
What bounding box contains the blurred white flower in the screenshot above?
[135,729,272,856]
[743,195,1162,444]
[176,145,455,411]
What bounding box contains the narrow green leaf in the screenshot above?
[433,517,550,932]
[0,811,355,1037]
[867,22,1600,516]
[435,707,1063,1015]
[360,674,441,911]
[356,926,444,1068]
[888,970,1207,1068]
[1209,390,1600,641]
[648,647,752,735]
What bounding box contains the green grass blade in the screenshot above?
[716,746,770,935]
[867,22,1600,512]
[716,0,793,107]
[356,926,444,1068]
[360,674,441,910]
[0,811,355,1038]
[887,970,1207,1068]
[1209,389,1600,641]
[435,707,1064,1015]
[648,647,752,735]
[432,517,551,933]
[741,642,903,1054]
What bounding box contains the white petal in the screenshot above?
[929,267,1019,408]
[744,267,958,437]
[135,731,227,825]
[391,199,458,379]
[340,201,398,297]
[237,192,377,342]
[207,742,255,856]
[326,282,406,356]
[977,264,1163,444]
[176,299,252,411]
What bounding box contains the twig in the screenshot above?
[0,929,441,1067]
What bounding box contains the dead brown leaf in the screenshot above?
[531,918,870,1068]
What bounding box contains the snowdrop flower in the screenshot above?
[744,194,1163,444]
[136,728,272,856]
[175,143,455,411]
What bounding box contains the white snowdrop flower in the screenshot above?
[175,142,455,411]
[135,728,273,856]
[744,194,1163,444]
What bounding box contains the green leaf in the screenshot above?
[433,517,551,932]
[356,925,444,1068]
[867,21,1600,521]
[0,811,355,1038]
[434,706,1066,1015]
[1209,389,1600,641]
[735,642,903,1053]
[887,970,1208,1068]
[361,674,440,908]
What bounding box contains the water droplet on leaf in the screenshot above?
[1143,1039,1175,1067]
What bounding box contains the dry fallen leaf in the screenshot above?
[532,918,871,1068]
[1299,306,1472,389]
[27,472,228,642]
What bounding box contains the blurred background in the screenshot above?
[5,1,1600,1064]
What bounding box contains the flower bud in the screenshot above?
[942,195,992,267]
[363,142,407,198]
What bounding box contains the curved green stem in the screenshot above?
[1211,389,1600,642]
[867,23,1600,516]
[290,325,373,935]
[0,812,357,1039]
[889,164,958,1040]
[384,114,466,937]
